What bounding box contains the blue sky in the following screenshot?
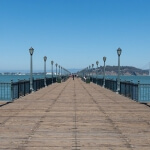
[0,0,150,72]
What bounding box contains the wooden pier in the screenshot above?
[0,78,150,150]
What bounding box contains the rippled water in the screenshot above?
[0,75,52,83]
[97,75,150,84]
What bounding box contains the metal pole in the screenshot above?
[92,64,94,82]
[44,56,47,87]
[137,81,140,102]
[44,60,46,86]
[52,63,53,83]
[103,61,105,87]
[96,64,98,84]
[89,66,91,78]
[51,61,54,84]
[103,57,106,87]
[116,48,122,94]
[87,67,88,78]
[56,64,58,82]
[29,47,34,92]
[117,55,120,92]
[96,61,99,85]
[29,51,34,92]
[59,66,60,76]
[11,80,13,101]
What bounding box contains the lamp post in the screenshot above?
[83,68,86,78]
[96,61,99,84]
[44,56,47,87]
[103,57,106,87]
[29,47,34,92]
[59,65,60,76]
[87,67,88,77]
[55,63,58,82]
[51,61,54,84]
[89,65,91,77]
[116,48,122,94]
[92,64,94,82]
[61,66,62,77]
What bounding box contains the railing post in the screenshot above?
[131,80,133,100]
[35,79,37,91]
[24,79,26,96]
[11,80,14,102]
[137,81,140,102]
[125,81,127,97]
[18,79,20,99]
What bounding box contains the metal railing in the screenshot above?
[89,77,150,103]
[11,80,30,100]
[61,75,69,82]
[120,81,138,101]
[105,79,117,92]
[138,84,150,103]
[0,77,57,101]
[0,83,11,100]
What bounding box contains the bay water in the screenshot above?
[0,75,150,84]
[0,75,52,83]
[97,75,150,84]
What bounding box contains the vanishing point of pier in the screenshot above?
[0,78,150,150]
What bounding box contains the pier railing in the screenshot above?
[12,77,57,100]
[0,83,11,101]
[89,77,150,103]
[0,76,70,101]
[0,77,57,101]
[138,84,150,103]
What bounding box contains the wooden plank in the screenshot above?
[0,78,150,149]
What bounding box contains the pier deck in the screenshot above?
[0,78,150,150]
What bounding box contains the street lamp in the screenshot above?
[61,66,62,77]
[116,48,122,94]
[103,56,106,87]
[87,67,88,77]
[29,47,34,92]
[51,61,54,84]
[89,65,91,77]
[59,65,60,76]
[55,63,58,82]
[83,68,86,78]
[44,56,47,87]
[92,64,94,82]
[96,61,99,84]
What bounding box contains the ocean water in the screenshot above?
[0,75,52,83]
[0,74,150,84]
[97,75,150,84]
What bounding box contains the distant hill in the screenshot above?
[93,66,149,76]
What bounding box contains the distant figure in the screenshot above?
[72,75,74,80]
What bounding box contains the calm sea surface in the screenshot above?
[96,75,150,84]
[0,75,52,83]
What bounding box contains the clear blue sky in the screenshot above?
[0,0,150,72]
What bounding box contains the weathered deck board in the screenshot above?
[0,78,150,150]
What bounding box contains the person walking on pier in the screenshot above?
[72,74,74,80]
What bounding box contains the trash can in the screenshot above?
[86,78,90,84]
[57,77,61,83]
